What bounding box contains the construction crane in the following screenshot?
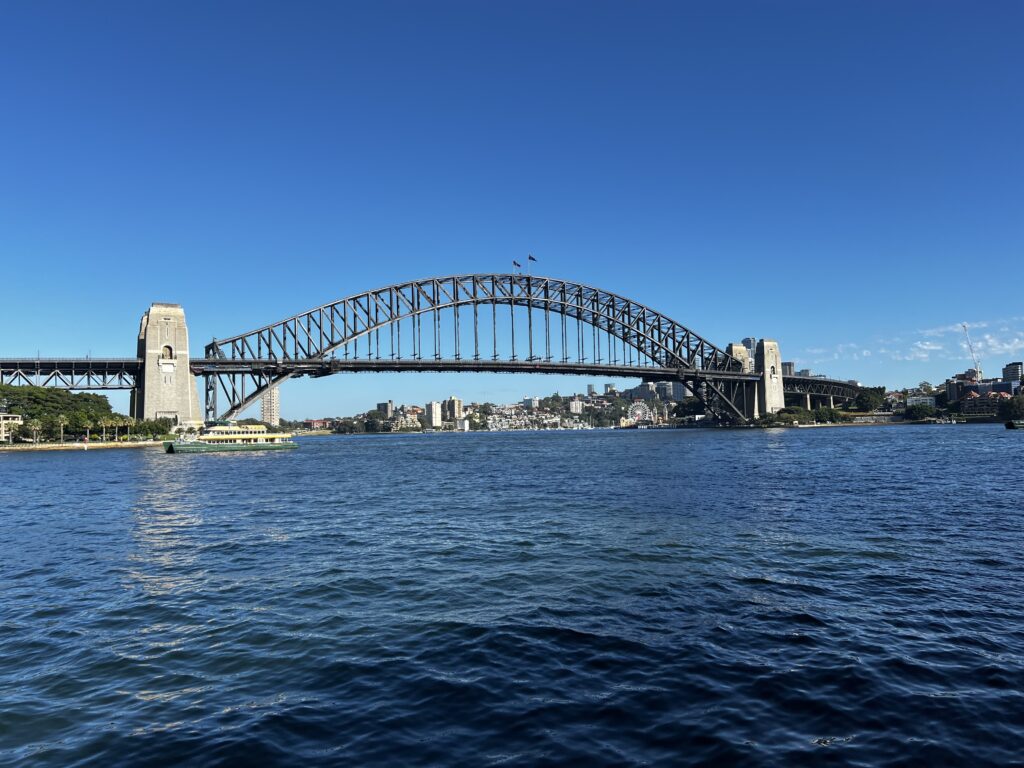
[962,323,983,380]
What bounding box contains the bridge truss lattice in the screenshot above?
[200,274,757,421]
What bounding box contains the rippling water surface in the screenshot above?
[2,426,1023,765]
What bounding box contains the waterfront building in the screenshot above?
[0,412,23,443]
[376,400,394,418]
[523,396,540,410]
[303,418,334,430]
[960,391,1009,416]
[260,387,281,427]
[454,418,471,432]
[622,382,656,401]
[442,396,463,421]
[950,376,1019,403]
[653,381,688,401]
[1003,362,1023,383]
[569,399,584,415]
[906,395,936,408]
[425,401,443,428]
[382,413,422,432]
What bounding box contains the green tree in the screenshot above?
[812,407,847,424]
[674,398,704,417]
[26,418,42,443]
[904,404,937,421]
[998,394,1024,421]
[56,414,69,443]
[853,387,885,412]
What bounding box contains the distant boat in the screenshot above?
[1005,420,1024,430]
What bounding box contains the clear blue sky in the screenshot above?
[2,2,1021,417]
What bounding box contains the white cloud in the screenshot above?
[863,316,1024,370]
[890,340,945,361]
[919,321,989,338]
[972,333,1024,357]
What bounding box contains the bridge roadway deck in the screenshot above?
[189,357,762,383]
[0,358,142,389]
[0,357,859,399]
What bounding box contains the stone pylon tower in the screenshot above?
[755,339,785,415]
[130,303,202,427]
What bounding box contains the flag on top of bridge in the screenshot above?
[512,260,522,269]
[528,254,537,262]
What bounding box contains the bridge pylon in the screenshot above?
[755,339,785,416]
[130,303,203,428]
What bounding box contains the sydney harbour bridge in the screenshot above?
[0,274,860,424]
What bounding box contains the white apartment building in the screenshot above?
[425,401,443,428]
[261,387,281,426]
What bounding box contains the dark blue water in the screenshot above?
[2,426,1023,766]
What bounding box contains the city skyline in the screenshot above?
[2,3,1022,417]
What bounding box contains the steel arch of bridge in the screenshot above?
[201,274,756,421]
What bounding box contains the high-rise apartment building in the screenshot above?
[425,401,443,428]
[742,337,757,357]
[782,361,795,377]
[587,384,596,396]
[655,381,686,401]
[604,383,616,395]
[442,396,463,421]
[1003,362,1023,383]
[376,400,394,418]
[261,387,280,427]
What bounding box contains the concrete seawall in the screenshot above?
[0,441,163,452]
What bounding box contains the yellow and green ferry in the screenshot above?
[164,422,298,453]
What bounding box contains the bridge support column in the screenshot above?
[829,395,834,409]
[755,340,785,416]
[744,381,759,420]
[804,393,812,410]
[130,303,202,428]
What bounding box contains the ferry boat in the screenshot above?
[164,422,298,453]
[1005,420,1024,430]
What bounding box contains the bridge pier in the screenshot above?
[755,340,785,416]
[130,303,202,428]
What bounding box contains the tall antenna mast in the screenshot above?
[962,323,983,380]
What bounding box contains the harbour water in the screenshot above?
[2,426,1022,765]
